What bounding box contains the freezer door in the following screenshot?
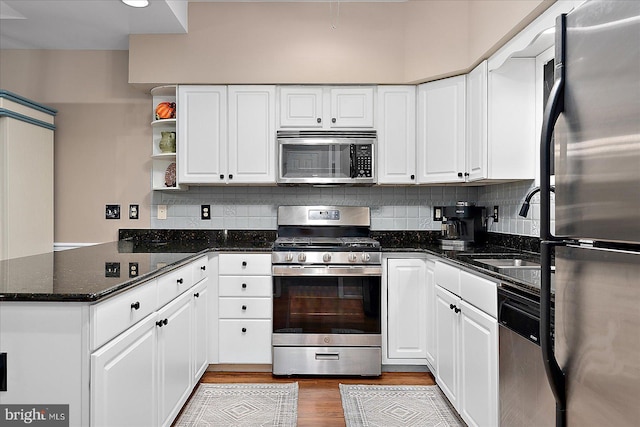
[555,245,640,426]
[554,0,640,244]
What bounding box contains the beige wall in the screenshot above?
[0,50,151,244]
[0,0,552,243]
[130,0,550,87]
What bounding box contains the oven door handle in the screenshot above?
[272,265,382,277]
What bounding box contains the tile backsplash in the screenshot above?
[151,181,551,237]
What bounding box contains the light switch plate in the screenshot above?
[106,204,120,220]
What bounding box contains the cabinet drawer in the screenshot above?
[460,270,497,318]
[158,263,194,307]
[219,276,272,297]
[218,319,272,364]
[435,261,461,296]
[219,297,272,319]
[218,253,271,275]
[91,279,158,350]
[192,256,209,284]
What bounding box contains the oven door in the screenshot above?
[272,265,382,347]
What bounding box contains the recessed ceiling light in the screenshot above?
[122,0,149,8]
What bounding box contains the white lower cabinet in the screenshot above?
[90,256,209,427]
[434,261,498,427]
[217,253,272,364]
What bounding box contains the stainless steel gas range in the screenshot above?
[271,206,382,376]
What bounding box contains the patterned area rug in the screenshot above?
[174,383,298,427]
[340,384,465,427]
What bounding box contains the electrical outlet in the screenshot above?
[201,205,211,220]
[129,204,139,220]
[157,205,167,220]
[493,206,499,222]
[105,205,120,220]
[129,262,139,278]
[105,262,121,278]
[433,206,443,221]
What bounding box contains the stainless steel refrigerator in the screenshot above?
[539,1,640,426]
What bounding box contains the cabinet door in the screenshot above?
[466,61,488,181]
[435,285,460,408]
[377,86,416,184]
[329,87,374,128]
[387,258,427,359]
[177,85,227,184]
[157,292,192,427]
[91,315,157,427]
[425,259,437,372]
[459,300,498,427]
[192,279,209,384]
[279,86,324,127]
[228,86,276,183]
[219,319,272,363]
[417,76,466,183]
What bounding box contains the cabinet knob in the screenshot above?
[229,174,233,180]
[194,292,200,298]
[177,278,184,284]
[156,318,168,327]
[242,283,247,289]
[317,118,322,123]
[242,261,247,267]
[457,172,463,178]
[464,172,469,177]
[242,327,247,333]
[131,301,140,310]
[200,265,206,271]
[220,174,224,180]
[410,174,415,180]
[331,118,336,123]
[449,303,455,310]
[454,307,461,314]
[242,305,247,310]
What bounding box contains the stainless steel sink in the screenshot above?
[474,258,541,269]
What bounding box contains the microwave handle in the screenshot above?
[350,144,357,178]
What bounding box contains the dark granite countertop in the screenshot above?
[0,229,546,302]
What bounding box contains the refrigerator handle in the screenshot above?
[540,13,567,427]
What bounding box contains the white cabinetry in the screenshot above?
[425,258,437,372]
[228,86,276,184]
[417,76,466,183]
[377,86,416,184]
[217,253,272,364]
[434,261,498,427]
[278,86,375,128]
[386,258,427,360]
[466,61,488,182]
[152,86,185,191]
[177,85,227,184]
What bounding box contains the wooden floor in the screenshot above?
[198,371,436,427]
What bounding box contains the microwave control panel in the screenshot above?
[351,144,373,178]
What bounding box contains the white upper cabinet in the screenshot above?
[377,86,416,184]
[466,61,488,181]
[278,86,375,128]
[228,85,277,184]
[177,85,227,184]
[417,76,466,184]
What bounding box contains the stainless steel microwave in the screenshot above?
[277,130,376,185]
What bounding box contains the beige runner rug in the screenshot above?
[174,383,298,427]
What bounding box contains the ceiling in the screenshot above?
[0,0,408,50]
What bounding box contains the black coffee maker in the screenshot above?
[440,202,487,250]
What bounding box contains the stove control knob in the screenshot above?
[348,253,358,263]
[297,253,307,262]
[323,253,332,263]
[362,252,371,262]
[285,252,294,262]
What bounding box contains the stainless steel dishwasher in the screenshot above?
[498,286,555,426]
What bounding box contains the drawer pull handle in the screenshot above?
[315,352,339,361]
[242,261,247,267]
[194,292,200,298]
[200,265,206,271]
[156,318,168,327]
[242,283,247,289]
[131,301,140,310]
[177,278,184,284]
[242,305,247,310]
[241,327,247,333]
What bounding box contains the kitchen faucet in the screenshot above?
[518,185,555,217]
